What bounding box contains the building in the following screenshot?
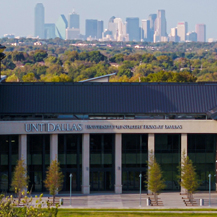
[55,15,68,40]
[154,10,167,42]
[195,24,206,42]
[66,28,80,40]
[1,82,217,194]
[97,20,104,39]
[148,14,157,42]
[186,31,197,42]
[44,24,56,39]
[177,22,188,42]
[141,20,151,42]
[169,27,179,42]
[68,11,79,29]
[85,19,98,39]
[34,3,45,39]
[126,17,140,41]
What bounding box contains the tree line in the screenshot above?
[3,48,217,82]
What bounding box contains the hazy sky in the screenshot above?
[1,0,216,39]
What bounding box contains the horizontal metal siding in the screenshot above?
[1,83,217,115]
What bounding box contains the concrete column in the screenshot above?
[50,134,58,162]
[82,134,90,194]
[115,134,122,194]
[19,134,27,166]
[148,134,155,194]
[181,133,188,193]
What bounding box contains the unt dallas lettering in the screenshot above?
[25,123,83,132]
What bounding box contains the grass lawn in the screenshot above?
[57,209,217,217]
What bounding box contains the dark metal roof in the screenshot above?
[1,82,217,115]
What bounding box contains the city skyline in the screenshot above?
[0,0,216,40]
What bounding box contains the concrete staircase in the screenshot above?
[160,192,185,207]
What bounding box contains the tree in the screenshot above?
[179,151,200,202]
[22,72,37,82]
[11,158,28,205]
[44,158,64,205]
[146,151,165,204]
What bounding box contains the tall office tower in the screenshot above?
[186,31,197,42]
[97,20,104,39]
[177,22,188,41]
[148,14,157,42]
[113,18,128,41]
[68,11,79,29]
[141,20,151,41]
[169,27,179,42]
[154,10,167,42]
[195,24,206,42]
[34,3,45,38]
[66,28,80,40]
[44,24,56,39]
[85,19,98,39]
[55,15,68,40]
[126,17,140,41]
[107,16,116,39]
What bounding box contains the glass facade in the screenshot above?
[122,134,148,191]
[90,134,114,191]
[155,134,181,191]
[27,135,50,192]
[0,135,18,192]
[188,134,216,190]
[58,134,82,191]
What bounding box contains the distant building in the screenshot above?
[126,17,140,41]
[34,3,45,39]
[141,19,151,42]
[97,20,104,39]
[44,24,56,39]
[186,31,197,42]
[195,24,206,42]
[208,38,216,43]
[66,28,80,40]
[154,10,167,42]
[169,27,179,42]
[55,15,68,40]
[113,18,128,41]
[68,11,79,29]
[177,22,188,41]
[148,14,157,42]
[85,19,98,39]
[108,16,117,40]
[4,34,15,39]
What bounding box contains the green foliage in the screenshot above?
[178,152,200,202]
[22,72,37,82]
[146,152,165,203]
[44,159,64,205]
[141,71,197,82]
[11,158,28,205]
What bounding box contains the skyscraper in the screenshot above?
[148,14,157,42]
[44,24,56,39]
[169,27,179,42]
[97,20,104,39]
[68,11,79,29]
[55,15,68,40]
[113,18,128,41]
[85,19,98,39]
[186,32,197,42]
[34,3,45,39]
[141,20,151,42]
[195,24,206,42]
[177,22,188,41]
[126,17,140,41]
[154,10,167,42]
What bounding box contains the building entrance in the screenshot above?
[90,170,112,191]
[90,134,115,192]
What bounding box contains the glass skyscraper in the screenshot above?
[34,3,45,39]
[85,19,98,39]
[55,15,68,40]
[68,11,80,29]
[126,17,140,41]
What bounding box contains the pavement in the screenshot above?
[37,192,217,208]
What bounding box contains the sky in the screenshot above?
[1,0,216,39]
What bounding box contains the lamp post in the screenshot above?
[208,174,211,207]
[69,173,73,206]
[139,173,142,207]
[0,44,6,81]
